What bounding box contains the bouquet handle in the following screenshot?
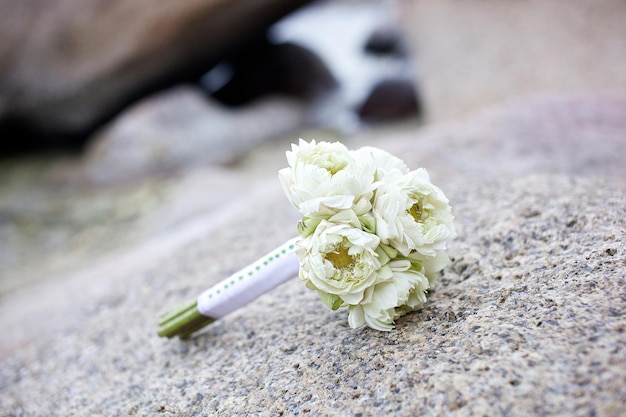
[158,238,299,339]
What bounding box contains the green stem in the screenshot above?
[157,300,215,339]
[159,299,197,323]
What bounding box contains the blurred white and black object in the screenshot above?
[201,0,420,133]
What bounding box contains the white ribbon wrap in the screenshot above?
[197,238,300,319]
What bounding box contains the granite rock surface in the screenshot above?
[1,94,625,416]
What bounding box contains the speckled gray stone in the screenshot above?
[1,95,625,416]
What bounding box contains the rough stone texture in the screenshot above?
[0,0,311,140]
[400,0,626,122]
[1,94,625,416]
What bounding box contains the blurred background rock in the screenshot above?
[402,0,626,122]
[1,0,625,294]
[0,0,420,293]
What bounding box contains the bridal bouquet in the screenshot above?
[279,139,456,331]
[157,139,455,338]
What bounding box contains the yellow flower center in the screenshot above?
[325,245,355,270]
[408,202,423,222]
[326,163,346,175]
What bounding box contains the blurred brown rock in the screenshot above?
[82,86,305,184]
[0,0,311,146]
[363,26,407,57]
[400,0,626,122]
[211,39,338,106]
[357,77,420,123]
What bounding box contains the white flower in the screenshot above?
[297,210,382,305]
[277,139,457,332]
[354,146,408,180]
[373,168,456,257]
[347,260,430,331]
[408,249,450,287]
[278,139,376,219]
